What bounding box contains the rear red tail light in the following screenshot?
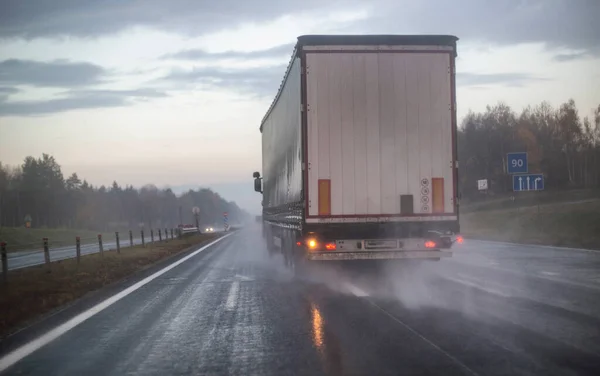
[325,243,336,250]
[456,236,464,244]
[424,241,436,249]
[296,241,302,246]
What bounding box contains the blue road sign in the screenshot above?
[513,174,544,192]
[507,152,528,174]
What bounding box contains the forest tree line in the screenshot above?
[458,99,600,200]
[1,99,598,228]
[0,154,248,230]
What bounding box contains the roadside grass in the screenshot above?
[0,227,123,253]
[461,199,600,249]
[461,188,600,213]
[0,233,218,338]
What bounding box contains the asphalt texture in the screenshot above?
[1,226,599,375]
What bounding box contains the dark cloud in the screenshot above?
[0,88,167,116]
[347,0,600,55]
[160,65,285,97]
[0,86,19,102]
[1,1,596,56]
[458,72,549,88]
[0,59,105,87]
[0,86,19,94]
[553,52,589,62]
[161,43,295,61]
[0,0,341,39]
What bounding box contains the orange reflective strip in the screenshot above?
[318,179,331,215]
[432,178,444,213]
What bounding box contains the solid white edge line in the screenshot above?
[343,282,369,297]
[466,239,600,254]
[0,233,234,372]
[368,300,480,376]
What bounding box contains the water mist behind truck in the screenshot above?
[253,35,462,271]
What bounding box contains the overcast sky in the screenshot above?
[0,0,598,214]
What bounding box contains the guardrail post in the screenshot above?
[43,238,50,265]
[98,234,104,255]
[164,228,168,242]
[115,232,121,254]
[1,242,7,283]
[170,228,174,240]
[150,229,154,243]
[141,230,145,247]
[178,227,182,239]
[129,230,133,247]
[76,237,81,264]
[158,229,162,242]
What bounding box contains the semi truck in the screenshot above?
[253,35,462,271]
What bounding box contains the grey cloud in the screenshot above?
[67,88,167,98]
[0,88,167,116]
[458,72,549,88]
[2,1,596,56]
[0,0,341,39]
[553,52,589,62]
[0,86,19,94]
[347,0,600,55]
[0,59,105,88]
[160,65,284,97]
[161,43,295,61]
[0,86,19,102]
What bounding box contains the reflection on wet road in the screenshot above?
[2,226,600,375]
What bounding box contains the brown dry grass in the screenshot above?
[0,233,218,338]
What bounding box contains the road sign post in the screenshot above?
[223,212,229,232]
[512,174,544,192]
[507,152,528,174]
[192,207,200,233]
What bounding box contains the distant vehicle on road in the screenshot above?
[253,34,462,272]
[204,226,215,233]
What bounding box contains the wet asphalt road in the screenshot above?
[2,227,600,375]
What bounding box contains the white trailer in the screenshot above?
[254,35,461,266]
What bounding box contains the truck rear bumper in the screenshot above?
[306,250,452,261]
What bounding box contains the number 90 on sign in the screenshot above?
[507,152,528,174]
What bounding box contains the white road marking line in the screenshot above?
[0,233,233,373]
[445,275,512,298]
[540,271,560,276]
[466,239,600,254]
[343,282,369,297]
[369,301,479,376]
[225,281,240,310]
[234,274,254,281]
[446,258,600,291]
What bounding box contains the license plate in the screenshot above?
[364,240,398,249]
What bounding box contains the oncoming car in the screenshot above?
[204,226,215,233]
